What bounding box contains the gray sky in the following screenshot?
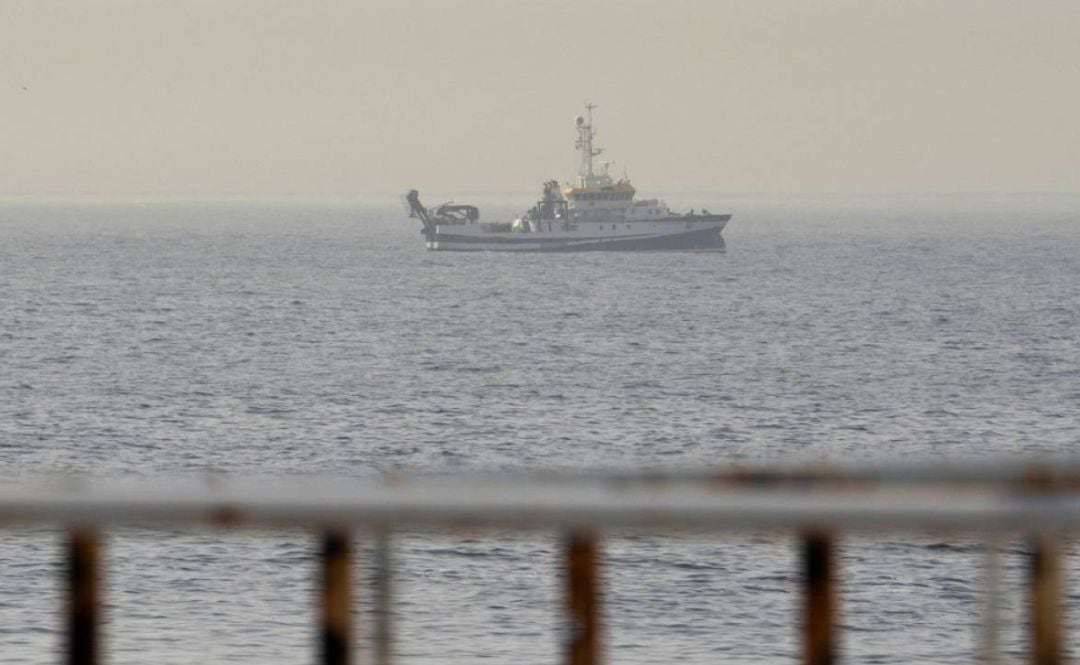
[3,0,1080,197]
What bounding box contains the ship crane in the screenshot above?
[403,190,480,240]
[403,190,436,239]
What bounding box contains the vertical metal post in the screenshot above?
[802,532,836,665]
[1030,535,1061,665]
[981,537,1003,665]
[564,531,601,665]
[320,531,353,665]
[373,530,393,665]
[67,530,101,665]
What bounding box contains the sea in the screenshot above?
[1,194,1078,664]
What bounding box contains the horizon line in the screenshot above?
[3,190,1080,204]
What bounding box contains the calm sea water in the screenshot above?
[1,195,1079,663]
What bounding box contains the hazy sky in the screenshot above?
[3,0,1080,197]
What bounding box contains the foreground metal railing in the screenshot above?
[3,459,1080,665]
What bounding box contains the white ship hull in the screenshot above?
[427,215,730,252]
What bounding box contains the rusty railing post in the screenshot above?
[67,530,101,665]
[373,529,393,665]
[564,531,601,665]
[802,532,836,665]
[320,531,353,665]
[981,536,1003,665]
[1030,535,1061,665]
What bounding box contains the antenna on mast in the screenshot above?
[575,102,603,187]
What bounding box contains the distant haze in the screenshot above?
[3,0,1080,198]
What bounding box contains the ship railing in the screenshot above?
[3,459,1080,665]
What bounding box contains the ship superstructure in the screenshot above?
[405,105,730,251]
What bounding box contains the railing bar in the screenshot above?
[66,529,100,665]
[802,532,836,665]
[1030,535,1061,665]
[373,529,393,665]
[320,531,353,665]
[11,481,1080,532]
[564,531,601,665]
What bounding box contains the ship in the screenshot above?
[404,105,731,252]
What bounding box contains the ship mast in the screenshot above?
[575,103,603,188]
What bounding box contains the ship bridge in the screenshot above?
[562,180,637,203]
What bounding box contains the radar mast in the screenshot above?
[575,103,604,187]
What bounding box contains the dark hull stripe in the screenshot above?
[433,215,730,243]
[431,224,727,252]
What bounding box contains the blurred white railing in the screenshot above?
[2,459,1078,665]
